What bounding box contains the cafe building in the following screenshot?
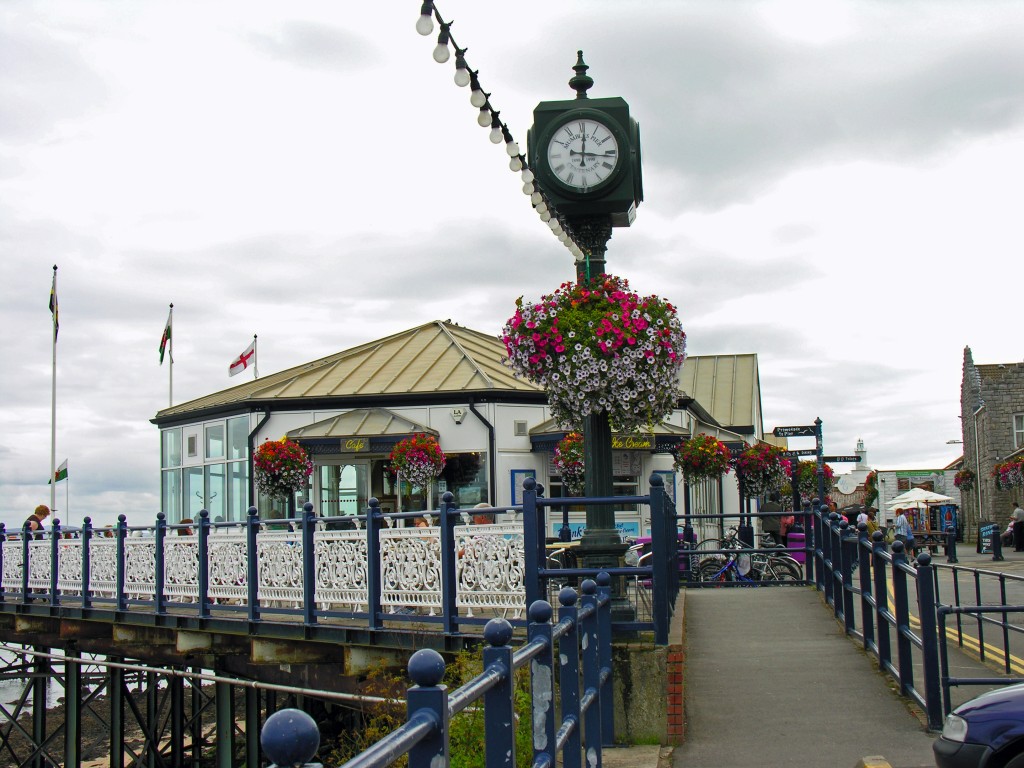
[152,320,765,538]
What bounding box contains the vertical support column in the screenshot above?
[110,661,124,768]
[840,521,855,633]
[81,517,93,610]
[528,599,556,768]
[857,525,875,651]
[482,618,516,768]
[406,649,449,767]
[170,673,184,768]
[522,478,543,609]
[439,492,458,634]
[246,506,260,622]
[198,510,211,619]
[49,516,61,605]
[216,680,234,768]
[596,573,614,743]
[891,541,914,696]
[915,552,944,730]
[557,589,581,768]
[299,502,316,625]
[580,579,603,764]
[154,514,166,615]
[366,498,383,630]
[64,649,81,768]
[116,514,127,611]
[191,666,203,767]
[649,475,669,645]
[245,686,260,768]
[872,534,892,671]
[147,670,158,768]
[32,646,48,768]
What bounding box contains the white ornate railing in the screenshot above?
[0,522,526,618]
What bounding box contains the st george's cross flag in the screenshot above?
[229,340,257,377]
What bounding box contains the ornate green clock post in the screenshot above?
[528,52,644,559]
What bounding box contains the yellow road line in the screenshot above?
[881,580,1024,674]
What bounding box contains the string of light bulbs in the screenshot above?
[415,1,588,263]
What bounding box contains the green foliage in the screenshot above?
[322,649,533,768]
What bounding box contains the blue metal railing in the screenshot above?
[259,577,615,768]
[810,503,1024,729]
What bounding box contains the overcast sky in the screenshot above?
[2,1,1022,531]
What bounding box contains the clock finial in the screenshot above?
[568,50,593,99]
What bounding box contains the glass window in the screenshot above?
[185,466,204,520]
[162,428,181,469]
[205,423,225,460]
[205,463,225,521]
[1015,414,1024,449]
[228,460,248,521]
[227,416,248,460]
[162,468,181,521]
[434,452,487,508]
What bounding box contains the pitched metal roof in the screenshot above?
[678,354,761,434]
[154,320,543,422]
[286,408,436,439]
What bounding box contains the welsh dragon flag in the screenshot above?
[48,459,68,484]
[159,307,172,364]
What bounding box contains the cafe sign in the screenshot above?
[339,437,370,453]
[612,434,654,450]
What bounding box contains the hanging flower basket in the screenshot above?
[673,434,731,482]
[389,433,446,490]
[787,460,835,498]
[863,470,879,506]
[553,432,585,497]
[954,468,976,493]
[733,443,787,498]
[502,275,687,432]
[992,458,1024,491]
[254,439,314,500]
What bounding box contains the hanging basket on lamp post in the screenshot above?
[254,439,314,501]
[502,275,687,431]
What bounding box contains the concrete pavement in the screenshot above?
[667,544,1024,768]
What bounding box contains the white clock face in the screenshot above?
[546,118,620,192]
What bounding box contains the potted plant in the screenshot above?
[502,275,686,431]
[673,433,732,483]
[389,433,447,490]
[254,439,314,500]
[553,432,585,497]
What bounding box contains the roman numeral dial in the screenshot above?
[545,116,621,193]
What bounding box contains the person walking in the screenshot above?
[1011,501,1024,552]
[25,504,50,540]
[760,491,783,545]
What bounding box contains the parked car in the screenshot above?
[934,683,1024,768]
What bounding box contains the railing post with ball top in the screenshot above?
[483,618,516,768]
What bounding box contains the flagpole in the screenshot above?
[65,465,70,518]
[50,264,58,513]
[168,303,174,407]
[253,334,259,380]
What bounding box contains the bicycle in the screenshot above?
[696,529,803,584]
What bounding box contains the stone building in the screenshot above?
[958,347,1024,534]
